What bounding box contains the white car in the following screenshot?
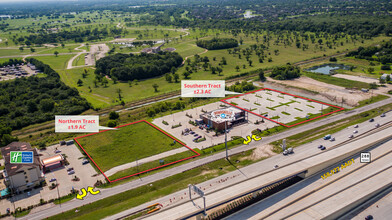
[353,130,358,134]
[354,124,359,128]
[330,137,335,141]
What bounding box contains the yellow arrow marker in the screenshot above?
[243,135,252,145]
[76,188,87,200]
[252,135,262,141]
[87,186,100,195]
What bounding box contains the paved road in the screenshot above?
[21,98,392,220]
[227,136,392,219]
[142,126,392,220]
[110,114,392,220]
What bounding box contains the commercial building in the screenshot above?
[199,107,247,131]
[41,154,65,172]
[1,142,44,193]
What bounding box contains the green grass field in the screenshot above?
[76,121,185,172]
[72,53,86,66]
[303,71,371,89]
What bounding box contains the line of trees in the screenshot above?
[95,52,183,81]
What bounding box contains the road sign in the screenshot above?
[360,152,371,163]
[192,185,204,197]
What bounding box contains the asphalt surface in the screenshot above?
[21,97,392,220]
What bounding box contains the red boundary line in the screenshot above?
[74,120,200,183]
[221,88,344,128]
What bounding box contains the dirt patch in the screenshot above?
[265,76,372,107]
[246,144,276,160]
[110,38,136,42]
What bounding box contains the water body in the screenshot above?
[305,63,351,75]
[244,10,256,19]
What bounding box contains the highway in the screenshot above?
[21,99,392,220]
[226,134,392,219]
[106,113,392,220]
[140,124,392,220]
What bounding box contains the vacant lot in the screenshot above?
[75,121,184,172]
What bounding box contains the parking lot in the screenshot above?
[222,88,340,126]
[152,102,278,149]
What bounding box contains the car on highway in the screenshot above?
[68,170,75,175]
[323,134,331,140]
[49,178,56,182]
[283,150,288,155]
[375,123,380,128]
[320,146,326,150]
[369,118,374,122]
[82,160,89,165]
[349,134,354,138]
[330,137,335,142]
[354,124,359,128]
[353,130,358,134]
[67,167,74,172]
[318,145,324,149]
[380,113,386,117]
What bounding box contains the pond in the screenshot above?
[305,63,351,75]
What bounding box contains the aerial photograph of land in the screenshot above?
[0,0,391,219]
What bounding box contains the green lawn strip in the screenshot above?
[47,150,264,220]
[304,71,371,89]
[357,94,389,107]
[266,107,275,111]
[271,102,392,151]
[294,108,303,112]
[54,193,76,205]
[108,150,198,181]
[281,111,291,115]
[306,104,315,108]
[271,116,280,119]
[76,122,183,172]
[254,102,261,106]
[230,102,238,105]
[13,209,31,218]
[271,100,295,109]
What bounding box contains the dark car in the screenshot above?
[369,118,374,122]
[318,145,324,149]
[320,146,326,150]
[67,167,74,172]
[365,215,373,220]
[82,160,89,165]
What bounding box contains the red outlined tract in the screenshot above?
[221,88,344,128]
[74,120,200,183]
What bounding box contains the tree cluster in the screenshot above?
[0,58,90,134]
[226,81,255,93]
[196,38,238,50]
[95,52,183,81]
[346,40,392,64]
[270,64,301,80]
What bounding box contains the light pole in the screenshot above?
[56,180,61,207]
[225,121,228,160]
